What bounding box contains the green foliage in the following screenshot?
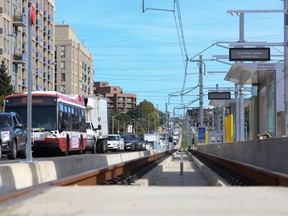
[108,99,163,136]
[0,60,14,111]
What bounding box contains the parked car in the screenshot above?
[107,134,124,151]
[122,134,138,151]
[0,112,27,159]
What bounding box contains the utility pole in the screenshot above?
[284,0,288,136]
[165,103,169,149]
[199,55,204,126]
[26,5,36,162]
[238,13,245,141]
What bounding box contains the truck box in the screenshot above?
[84,96,108,153]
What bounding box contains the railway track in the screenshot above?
[189,149,288,186]
[0,150,176,204]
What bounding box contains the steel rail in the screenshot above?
[0,150,175,204]
[190,149,288,186]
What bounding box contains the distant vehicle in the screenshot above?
[84,96,108,153]
[107,134,124,151]
[144,133,160,144]
[137,136,146,150]
[127,134,141,150]
[0,112,27,159]
[4,91,87,155]
[121,134,137,151]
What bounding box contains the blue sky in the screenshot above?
[55,0,283,113]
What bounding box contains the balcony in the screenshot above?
[36,52,41,59]
[48,14,53,22]
[36,68,41,76]
[22,27,27,35]
[43,72,48,80]
[48,44,53,51]
[28,0,35,5]
[36,19,42,28]
[36,3,41,11]
[48,29,53,37]
[43,41,48,49]
[22,42,27,52]
[43,26,48,34]
[43,11,48,19]
[13,53,26,64]
[13,14,27,27]
[22,7,27,14]
[36,35,41,44]
[48,74,52,81]
[43,56,48,64]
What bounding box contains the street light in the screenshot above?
[147,112,159,133]
[114,119,120,134]
[136,118,145,135]
[112,111,126,134]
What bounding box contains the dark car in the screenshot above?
[137,136,146,151]
[122,134,138,151]
[0,112,27,159]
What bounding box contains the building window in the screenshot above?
[60,46,66,58]
[61,73,66,81]
[61,61,66,70]
[61,85,66,93]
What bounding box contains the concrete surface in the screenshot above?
[1,186,288,216]
[0,150,158,190]
[135,151,227,187]
[1,149,287,216]
[197,137,288,174]
[153,151,210,186]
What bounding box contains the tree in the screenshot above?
[0,60,14,111]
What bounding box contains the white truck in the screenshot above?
[84,96,108,153]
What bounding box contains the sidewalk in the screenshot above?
[154,151,210,186]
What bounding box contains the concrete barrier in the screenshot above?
[0,150,158,191]
[197,137,288,174]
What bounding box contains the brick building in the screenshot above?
[94,81,137,112]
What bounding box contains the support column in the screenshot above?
[284,0,288,136]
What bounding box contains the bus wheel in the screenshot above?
[91,138,97,154]
[8,140,17,160]
[65,137,69,156]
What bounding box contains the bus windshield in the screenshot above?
[5,105,57,131]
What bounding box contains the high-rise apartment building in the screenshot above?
[54,24,94,96]
[0,0,55,93]
[94,81,137,112]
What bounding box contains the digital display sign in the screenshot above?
[5,96,57,106]
[208,92,231,100]
[229,48,270,61]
